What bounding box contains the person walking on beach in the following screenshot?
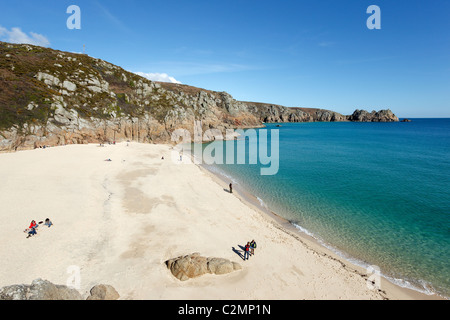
[229,183,233,194]
[244,242,250,260]
[250,240,257,256]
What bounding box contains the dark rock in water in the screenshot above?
[401,119,412,122]
[347,109,399,122]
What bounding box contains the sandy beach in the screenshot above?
[0,142,439,300]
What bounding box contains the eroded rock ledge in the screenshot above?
[0,279,119,300]
[165,253,242,281]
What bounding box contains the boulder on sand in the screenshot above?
[0,279,120,300]
[86,284,120,300]
[165,253,242,281]
[0,279,83,300]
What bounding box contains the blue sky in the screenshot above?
[0,0,449,117]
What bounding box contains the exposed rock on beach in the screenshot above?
[0,279,120,300]
[165,253,242,281]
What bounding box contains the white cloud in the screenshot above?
[134,72,182,84]
[135,62,257,77]
[0,26,50,47]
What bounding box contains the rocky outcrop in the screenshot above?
[0,41,400,152]
[245,103,311,123]
[0,279,83,300]
[347,109,399,122]
[240,103,352,123]
[165,253,242,281]
[86,284,120,300]
[313,109,348,122]
[0,279,120,300]
[0,42,264,151]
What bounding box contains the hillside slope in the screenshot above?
[0,42,398,151]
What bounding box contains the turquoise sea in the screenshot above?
[195,119,450,298]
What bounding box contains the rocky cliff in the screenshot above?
[0,42,399,152]
[244,102,349,123]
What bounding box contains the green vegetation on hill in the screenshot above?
[0,41,180,132]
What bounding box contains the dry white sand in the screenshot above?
[0,142,438,300]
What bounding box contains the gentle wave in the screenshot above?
[201,163,239,185]
[290,222,438,297]
[256,196,269,210]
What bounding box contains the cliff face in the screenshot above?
[243,103,349,123]
[0,42,399,152]
[0,42,262,151]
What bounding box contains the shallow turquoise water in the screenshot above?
[195,119,450,298]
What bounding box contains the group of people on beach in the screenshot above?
[25,218,53,238]
[99,141,116,146]
[243,240,257,260]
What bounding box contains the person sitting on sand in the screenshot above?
[26,220,38,238]
[29,220,37,230]
[244,242,250,261]
[44,218,53,228]
[27,228,37,238]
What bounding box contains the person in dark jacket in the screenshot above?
[244,242,250,260]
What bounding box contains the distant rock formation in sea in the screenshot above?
[347,109,399,122]
[0,41,399,152]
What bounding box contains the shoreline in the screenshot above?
[0,142,446,300]
[195,161,445,300]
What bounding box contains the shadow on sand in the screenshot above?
[232,245,252,261]
[232,246,244,260]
